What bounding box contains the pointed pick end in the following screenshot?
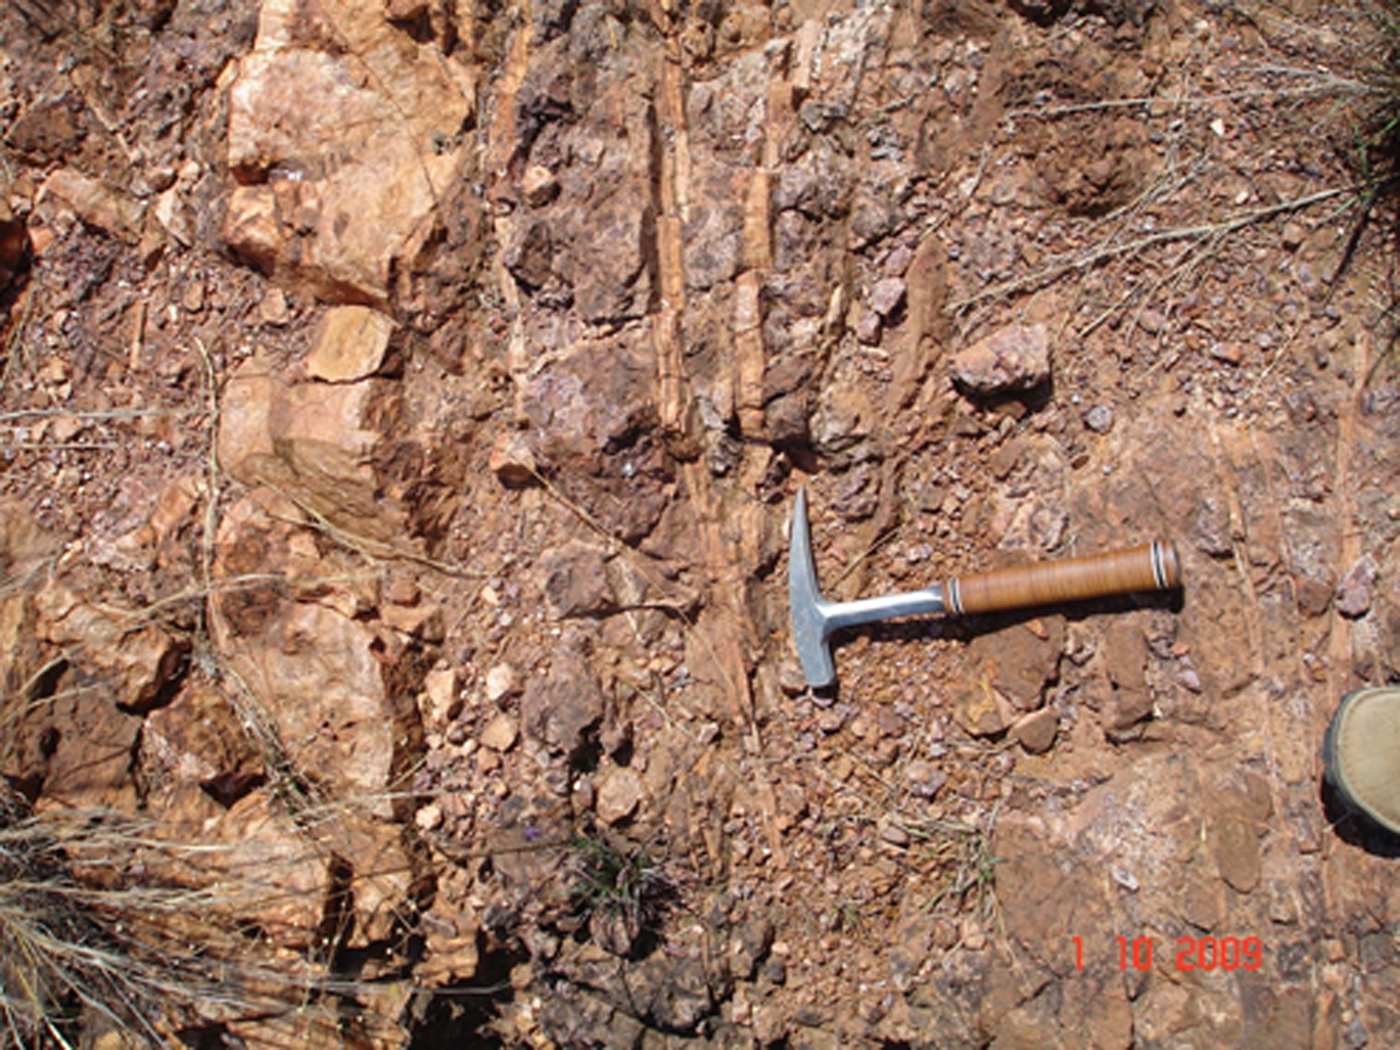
[788,488,836,690]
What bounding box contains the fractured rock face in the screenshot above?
[211,494,420,817]
[218,349,407,545]
[521,640,609,763]
[951,323,1052,398]
[142,683,265,806]
[520,334,675,544]
[34,580,190,714]
[305,304,396,382]
[542,541,616,620]
[222,0,475,306]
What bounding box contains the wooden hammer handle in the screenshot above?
[945,541,1181,616]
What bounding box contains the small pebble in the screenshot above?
[1082,404,1114,434]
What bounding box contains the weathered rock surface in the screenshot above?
[211,494,421,814]
[305,304,396,382]
[40,168,145,243]
[520,334,675,544]
[141,683,265,805]
[4,0,1399,1045]
[217,350,407,544]
[223,0,475,306]
[520,635,609,765]
[34,580,190,714]
[542,541,615,620]
[951,323,1052,397]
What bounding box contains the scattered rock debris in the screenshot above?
[1,0,1398,1046]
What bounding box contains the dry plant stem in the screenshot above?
[264,489,484,580]
[0,407,211,422]
[195,336,220,643]
[0,287,35,398]
[948,187,1349,316]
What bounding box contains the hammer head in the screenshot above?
[788,489,837,689]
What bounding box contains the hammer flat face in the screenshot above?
[788,489,837,688]
[788,489,947,689]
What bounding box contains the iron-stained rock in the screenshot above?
[217,350,407,544]
[951,323,1052,397]
[223,0,475,305]
[521,641,608,762]
[542,542,616,620]
[305,305,395,382]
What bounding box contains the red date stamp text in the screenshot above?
[1073,935,1264,972]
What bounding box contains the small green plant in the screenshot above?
[911,817,1002,920]
[1329,4,1400,286]
[566,831,668,954]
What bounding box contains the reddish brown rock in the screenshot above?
[479,712,519,753]
[211,497,422,818]
[951,323,1052,397]
[142,683,264,806]
[868,275,907,318]
[595,767,643,825]
[966,617,1064,712]
[217,350,407,544]
[520,335,675,544]
[488,431,539,488]
[1012,707,1059,754]
[521,640,608,761]
[542,542,616,620]
[160,787,331,949]
[223,0,475,305]
[1336,553,1377,619]
[40,168,145,243]
[1213,815,1261,894]
[955,679,1015,738]
[34,581,189,714]
[305,305,395,382]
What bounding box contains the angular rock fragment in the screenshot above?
[521,641,608,762]
[542,542,616,620]
[40,168,145,243]
[489,431,539,488]
[904,760,947,799]
[1336,554,1377,620]
[419,666,460,726]
[142,683,265,806]
[595,767,643,825]
[1012,707,1058,754]
[34,581,190,714]
[520,336,675,543]
[222,0,475,305]
[868,275,906,318]
[305,305,395,382]
[951,323,1051,397]
[1082,403,1114,434]
[218,350,407,544]
[484,662,520,702]
[480,713,519,753]
[1213,815,1261,894]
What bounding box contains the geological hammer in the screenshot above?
[788,489,1182,689]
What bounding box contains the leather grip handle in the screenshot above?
[945,541,1181,616]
